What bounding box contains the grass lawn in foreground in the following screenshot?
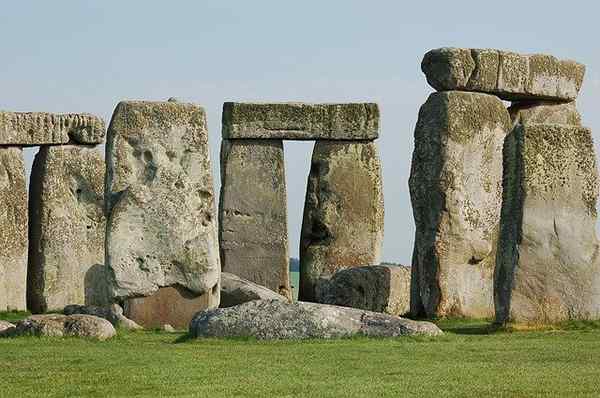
[1,313,599,397]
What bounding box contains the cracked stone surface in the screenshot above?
[508,101,582,127]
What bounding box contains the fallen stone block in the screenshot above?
[495,124,600,324]
[410,91,511,318]
[0,320,16,337]
[28,145,106,313]
[421,48,585,101]
[189,299,442,340]
[10,314,116,340]
[63,304,142,330]
[220,272,288,308]
[299,140,384,302]
[222,102,379,140]
[0,112,105,145]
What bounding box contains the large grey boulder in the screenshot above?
[28,145,106,313]
[299,140,384,302]
[105,100,220,301]
[219,140,291,299]
[409,91,511,318]
[220,272,288,308]
[495,124,600,324]
[508,101,582,127]
[63,304,142,330]
[11,314,116,340]
[0,112,105,145]
[222,102,379,140]
[316,264,410,316]
[0,320,16,337]
[189,300,442,340]
[0,147,27,311]
[421,48,585,101]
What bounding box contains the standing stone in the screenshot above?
[409,91,511,318]
[0,147,27,311]
[28,145,106,313]
[105,101,220,306]
[495,124,600,324]
[508,101,582,127]
[219,139,290,299]
[299,141,384,302]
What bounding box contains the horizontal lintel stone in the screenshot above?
[222,102,379,140]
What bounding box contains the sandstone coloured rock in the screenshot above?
[0,147,27,311]
[220,272,288,308]
[495,124,600,324]
[28,145,106,313]
[0,112,105,145]
[316,264,410,316]
[11,314,116,340]
[219,139,290,298]
[0,320,16,337]
[421,48,585,101]
[508,101,582,127]
[222,102,379,140]
[189,299,442,340]
[299,140,384,302]
[63,304,143,330]
[410,91,511,318]
[105,100,220,301]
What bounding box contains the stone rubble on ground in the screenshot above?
[8,314,116,340]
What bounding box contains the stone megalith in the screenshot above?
[219,139,291,299]
[299,140,384,302]
[495,124,600,325]
[421,48,585,101]
[105,101,220,321]
[409,91,511,318]
[508,101,582,127]
[0,147,27,311]
[27,145,106,313]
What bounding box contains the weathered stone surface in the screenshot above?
[0,112,105,145]
[495,124,600,324]
[63,304,143,330]
[422,48,585,101]
[0,147,27,311]
[123,285,219,330]
[11,314,116,340]
[299,141,384,302]
[190,299,442,339]
[508,101,582,127]
[219,140,290,299]
[0,320,16,337]
[316,264,410,316]
[28,145,106,313]
[409,91,511,318]
[220,272,288,308]
[105,101,220,300]
[222,102,379,140]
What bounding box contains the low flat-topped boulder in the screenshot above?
[9,314,116,340]
[220,272,288,308]
[421,48,585,101]
[222,102,379,140]
[0,111,105,145]
[63,304,143,330]
[189,299,442,340]
[316,264,410,316]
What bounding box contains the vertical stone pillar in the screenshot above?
[0,147,27,311]
[27,145,106,313]
[409,91,510,318]
[299,140,384,302]
[219,139,290,299]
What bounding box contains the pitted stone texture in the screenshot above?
[0,112,105,145]
[422,48,585,101]
[495,124,600,325]
[12,314,116,340]
[222,102,379,140]
[220,272,288,308]
[219,139,290,299]
[123,285,219,330]
[189,299,442,340]
[299,141,384,302]
[316,264,410,316]
[508,101,582,127]
[409,91,511,318]
[27,146,106,313]
[63,304,143,330]
[0,147,27,311]
[105,101,220,300]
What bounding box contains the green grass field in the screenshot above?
[2,312,600,397]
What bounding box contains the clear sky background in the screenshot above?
[1,1,598,263]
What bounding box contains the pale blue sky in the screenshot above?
[1,1,599,263]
